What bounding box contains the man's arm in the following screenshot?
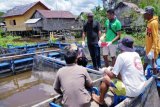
[111,31,121,43]
[103,55,123,84]
[100,25,106,41]
[103,70,116,85]
[82,31,86,41]
[111,21,122,43]
[53,73,62,95]
[82,23,87,41]
[150,22,159,59]
[97,22,101,38]
[85,69,93,88]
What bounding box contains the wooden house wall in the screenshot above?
[5,3,49,31]
[42,18,75,31]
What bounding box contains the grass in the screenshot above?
[76,32,145,47]
[0,35,35,47]
[0,29,35,48]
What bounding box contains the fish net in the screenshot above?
[32,55,102,81]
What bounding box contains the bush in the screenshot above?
[0,34,34,47]
[72,32,81,38]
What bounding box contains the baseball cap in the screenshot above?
[141,6,154,15]
[118,36,134,52]
[87,13,94,17]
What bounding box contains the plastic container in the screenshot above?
[101,42,108,47]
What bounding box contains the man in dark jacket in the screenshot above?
[82,13,101,70]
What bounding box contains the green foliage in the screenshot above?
[0,29,34,47]
[132,0,160,20]
[121,31,145,47]
[81,13,87,21]
[0,11,4,22]
[80,6,107,27]
[72,32,81,38]
[91,6,107,27]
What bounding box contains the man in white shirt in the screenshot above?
[92,36,146,105]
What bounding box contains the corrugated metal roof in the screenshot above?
[25,18,41,24]
[37,10,75,19]
[2,1,49,18]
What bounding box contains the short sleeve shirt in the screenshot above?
[112,52,146,97]
[53,64,92,107]
[83,21,100,45]
[105,19,121,44]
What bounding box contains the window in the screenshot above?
[13,20,16,25]
[9,20,16,25]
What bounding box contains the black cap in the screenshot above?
[87,13,94,17]
[141,6,154,15]
[118,36,134,52]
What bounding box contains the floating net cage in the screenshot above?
[32,55,102,82]
[32,55,160,107]
[31,47,160,107]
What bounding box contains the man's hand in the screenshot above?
[99,66,113,75]
[82,41,86,48]
[107,42,112,47]
[147,51,154,59]
[144,47,146,51]
[98,40,102,47]
[100,33,105,41]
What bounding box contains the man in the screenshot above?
[53,50,93,107]
[142,6,160,74]
[70,43,88,67]
[93,36,146,105]
[100,9,121,67]
[82,13,101,70]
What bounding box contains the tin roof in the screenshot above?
[2,1,49,18]
[37,10,75,19]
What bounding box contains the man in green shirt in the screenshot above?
[100,9,121,66]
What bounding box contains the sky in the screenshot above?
[0,0,103,15]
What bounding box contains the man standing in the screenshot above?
[54,50,93,107]
[92,36,146,105]
[100,9,121,67]
[142,6,160,74]
[82,13,101,70]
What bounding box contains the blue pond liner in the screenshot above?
[14,58,33,64]
[48,52,61,58]
[0,62,11,74]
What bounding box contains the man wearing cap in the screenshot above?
[70,43,88,67]
[99,9,122,67]
[142,6,160,74]
[82,13,101,70]
[92,36,146,105]
[54,49,93,107]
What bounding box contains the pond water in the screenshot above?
[0,71,55,107]
[0,66,101,107]
[0,36,101,107]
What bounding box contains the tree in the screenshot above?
[138,0,160,19]
[126,0,160,20]
[0,12,4,22]
[91,6,107,27]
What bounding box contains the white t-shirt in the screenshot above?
[112,52,146,97]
